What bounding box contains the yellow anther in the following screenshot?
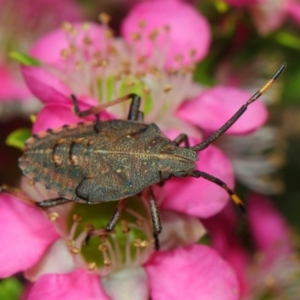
[143,86,150,95]
[99,13,111,24]
[83,36,92,45]
[70,28,78,37]
[73,214,82,223]
[93,51,102,59]
[99,243,108,252]
[104,259,112,267]
[60,49,69,59]
[189,49,196,58]
[105,29,114,38]
[126,80,134,87]
[149,67,161,78]
[135,71,145,78]
[108,45,117,55]
[69,44,77,54]
[88,262,97,271]
[149,29,159,40]
[92,60,102,68]
[66,239,75,247]
[47,212,59,221]
[85,223,95,232]
[138,20,146,29]
[164,84,172,93]
[131,32,141,41]
[167,68,179,76]
[75,61,83,70]
[133,239,142,247]
[70,246,80,254]
[140,240,149,248]
[175,54,183,62]
[82,22,91,31]
[61,22,73,32]
[101,59,108,67]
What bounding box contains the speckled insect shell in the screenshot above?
[19,120,198,203]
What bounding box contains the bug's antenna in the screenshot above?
[191,62,287,152]
[191,170,246,215]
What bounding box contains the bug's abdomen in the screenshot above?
[19,131,94,200]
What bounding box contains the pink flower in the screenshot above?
[223,0,300,35]
[1,0,274,298]
[121,0,211,68]
[21,0,267,216]
[0,180,240,299]
[21,0,240,217]
[213,59,285,195]
[0,0,82,117]
[205,193,300,299]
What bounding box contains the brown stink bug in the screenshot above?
[15,63,286,250]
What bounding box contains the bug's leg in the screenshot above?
[137,111,144,122]
[0,185,72,208]
[191,170,246,215]
[127,94,143,121]
[172,133,190,147]
[37,197,72,208]
[191,63,286,152]
[71,93,142,119]
[0,184,36,206]
[84,198,128,244]
[105,198,128,232]
[146,187,162,250]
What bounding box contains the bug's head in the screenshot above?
[159,145,198,175]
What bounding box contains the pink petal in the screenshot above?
[286,1,300,25]
[102,268,149,300]
[25,239,77,281]
[30,22,105,64]
[204,206,250,296]
[121,0,211,68]
[249,0,287,35]
[33,101,112,133]
[159,210,206,250]
[247,193,292,254]
[0,193,59,277]
[177,86,268,135]
[161,145,234,218]
[145,245,240,300]
[33,103,91,133]
[9,0,82,32]
[28,269,109,300]
[0,63,31,101]
[22,66,71,104]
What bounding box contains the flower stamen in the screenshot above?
[47,212,59,221]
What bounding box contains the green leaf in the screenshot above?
[214,0,229,13]
[9,51,42,66]
[274,32,300,51]
[6,129,32,150]
[0,277,23,300]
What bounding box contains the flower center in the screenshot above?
[62,196,155,276]
[43,16,200,133]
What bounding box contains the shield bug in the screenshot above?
[15,63,286,249]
